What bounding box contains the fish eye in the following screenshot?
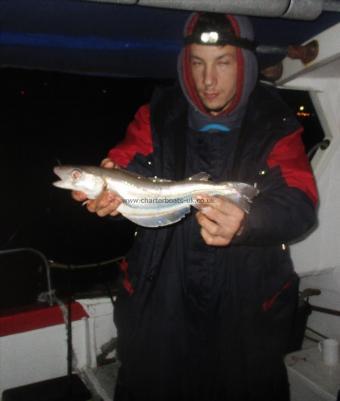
[71,169,82,181]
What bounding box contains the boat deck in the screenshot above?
[83,361,119,401]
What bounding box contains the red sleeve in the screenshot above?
[108,104,153,167]
[267,128,318,206]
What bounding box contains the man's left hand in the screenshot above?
[195,195,245,246]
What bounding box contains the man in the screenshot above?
[74,13,317,401]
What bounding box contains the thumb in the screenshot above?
[72,190,88,202]
[101,158,116,169]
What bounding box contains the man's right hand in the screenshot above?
[71,158,123,217]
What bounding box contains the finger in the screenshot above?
[201,204,245,243]
[101,158,119,169]
[197,194,241,215]
[86,191,111,212]
[110,209,121,217]
[200,227,231,247]
[101,159,114,168]
[202,205,244,238]
[196,210,222,237]
[96,191,120,210]
[212,195,243,214]
[200,206,229,227]
[72,191,88,202]
[211,196,245,220]
[194,194,215,209]
[212,198,246,231]
[97,198,122,217]
[86,199,97,213]
[201,196,245,228]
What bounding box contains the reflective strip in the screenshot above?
[262,280,292,312]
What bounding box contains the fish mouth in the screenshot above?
[53,166,64,178]
[53,166,64,188]
[53,180,69,189]
[52,166,74,189]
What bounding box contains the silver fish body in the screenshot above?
[53,165,259,227]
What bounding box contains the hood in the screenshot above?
[178,13,259,131]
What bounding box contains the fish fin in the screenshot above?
[187,172,211,182]
[121,206,191,228]
[226,182,260,201]
[220,182,259,214]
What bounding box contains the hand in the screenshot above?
[71,158,122,217]
[100,158,117,169]
[86,190,123,217]
[195,194,245,246]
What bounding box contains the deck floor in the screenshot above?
[82,361,119,401]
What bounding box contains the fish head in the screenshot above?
[53,165,105,199]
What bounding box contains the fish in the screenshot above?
[53,165,259,228]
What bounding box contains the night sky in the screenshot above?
[0,69,164,262]
[0,68,323,298]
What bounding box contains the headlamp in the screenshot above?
[184,30,256,52]
[200,31,219,44]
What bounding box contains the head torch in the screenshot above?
[184,30,256,52]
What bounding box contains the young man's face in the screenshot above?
[189,44,238,115]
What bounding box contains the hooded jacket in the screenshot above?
[108,14,317,401]
[178,14,258,133]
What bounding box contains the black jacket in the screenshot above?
[110,83,317,401]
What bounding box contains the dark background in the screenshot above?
[0,68,324,297]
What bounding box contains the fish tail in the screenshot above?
[220,182,259,213]
[229,182,259,201]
